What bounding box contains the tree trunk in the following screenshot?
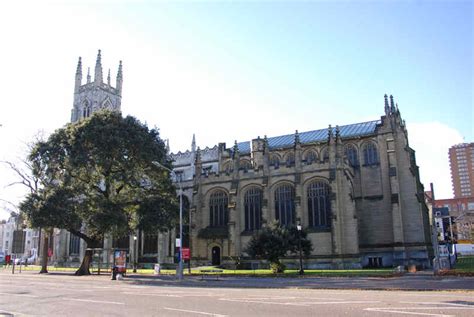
[39,229,49,274]
[75,248,93,276]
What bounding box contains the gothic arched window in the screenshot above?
[322,148,329,163]
[285,153,295,167]
[305,151,318,165]
[143,233,158,254]
[270,155,280,168]
[223,162,233,174]
[363,142,379,166]
[344,144,359,167]
[274,184,295,227]
[240,160,252,171]
[307,181,331,228]
[69,234,80,255]
[179,195,190,247]
[209,190,228,227]
[244,187,262,231]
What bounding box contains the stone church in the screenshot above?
[53,51,432,269]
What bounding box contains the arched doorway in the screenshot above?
[211,246,221,266]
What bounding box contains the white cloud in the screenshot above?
[407,121,464,199]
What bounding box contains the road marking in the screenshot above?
[300,301,381,305]
[219,298,310,306]
[220,297,379,306]
[122,292,182,297]
[163,307,228,316]
[62,298,124,305]
[364,307,454,317]
[0,309,30,317]
[401,301,474,307]
[0,292,38,298]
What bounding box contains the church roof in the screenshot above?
[236,119,381,154]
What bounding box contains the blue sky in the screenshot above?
[0,0,472,220]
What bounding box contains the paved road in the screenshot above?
[0,271,473,316]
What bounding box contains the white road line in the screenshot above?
[219,298,310,306]
[0,309,31,317]
[163,307,228,316]
[300,301,381,305]
[0,292,38,298]
[121,292,182,297]
[401,301,474,307]
[220,297,379,306]
[62,297,124,305]
[364,307,454,317]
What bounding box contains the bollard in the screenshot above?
[111,267,117,280]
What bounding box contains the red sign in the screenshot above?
[114,250,127,273]
[181,248,190,260]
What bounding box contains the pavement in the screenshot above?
[2,271,474,316]
[3,268,472,292]
[124,271,474,292]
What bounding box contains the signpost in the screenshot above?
[182,248,190,261]
[114,250,127,274]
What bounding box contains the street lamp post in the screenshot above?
[152,161,183,281]
[430,183,440,274]
[133,234,137,273]
[296,223,304,275]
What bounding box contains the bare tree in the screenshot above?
[1,137,51,274]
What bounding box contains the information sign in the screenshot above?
[182,248,190,260]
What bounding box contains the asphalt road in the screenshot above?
[0,271,473,316]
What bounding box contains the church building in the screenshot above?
[172,96,432,269]
[53,51,432,269]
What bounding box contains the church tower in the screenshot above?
[70,50,123,123]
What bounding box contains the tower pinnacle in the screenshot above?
[94,49,103,84]
[74,57,82,92]
[116,60,123,94]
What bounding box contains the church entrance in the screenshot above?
[211,246,221,266]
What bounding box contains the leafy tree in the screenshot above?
[2,148,53,274]
[245,221,312,273]
[20,111,178,275]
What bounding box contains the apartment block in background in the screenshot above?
[449,143,474,198]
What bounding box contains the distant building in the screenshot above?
[0,215,39,262]
[434,197,474,243]
[449,143,474,198]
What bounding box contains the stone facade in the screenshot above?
[171,95,432,269]
[71,50,122,123]
[52,51,432,269]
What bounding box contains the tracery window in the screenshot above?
[69,234,80,255]
[143,233,158,254]
[363,142,379,166]
[307,181,331,228]
[112,235,130,249]
[209,190,228,227]
[305,151,318,165]
[180,195,190,248]
[240,160,252,171]
[285,153,295,166]
[274,184,295,227]
[223,162,233,174]
[344,144,359,167]
[322,148,329,163]
[270,155,280,168]
[244,187,262,231]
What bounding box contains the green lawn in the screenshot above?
[1,265,395,277]
[453,256,474,273]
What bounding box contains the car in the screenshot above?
[14,257,29,265]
